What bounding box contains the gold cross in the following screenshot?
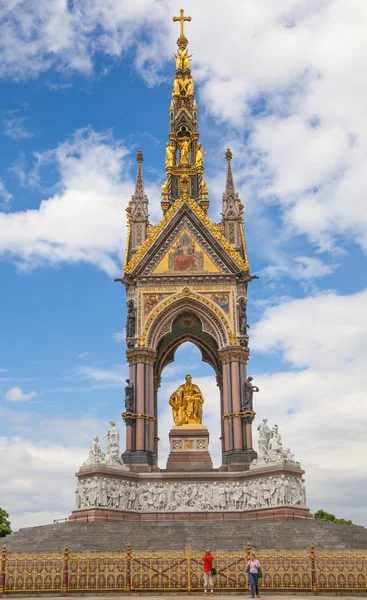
[173,9,192,37]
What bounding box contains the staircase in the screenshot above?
[4,519,367,553]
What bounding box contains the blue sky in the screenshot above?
[1,0,367,530]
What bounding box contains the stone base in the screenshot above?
[122,450,157,472]
[221,448,257,471]
[70,504,311,522]
[166,426,213,470]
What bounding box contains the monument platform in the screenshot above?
[70,460,311,523]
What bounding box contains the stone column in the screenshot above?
[153,376,161,462]
[231,360,243,450]
[127,363,135,452]
[135,361,145,451]
[124,348,157,471]
[219,346,254,470]
[217,374,225,456]
[221,361,230,453]
[148,364,155,454]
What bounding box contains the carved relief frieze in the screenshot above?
[75,475,307,512]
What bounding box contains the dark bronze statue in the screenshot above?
[126,301,136,338]
[125,378,135,413]
[241,376,259,412]
[239,298,249,336]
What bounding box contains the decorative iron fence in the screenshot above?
[1,542,366,594]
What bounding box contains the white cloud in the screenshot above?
[0,410,122,530]
[262,256,338,282]
[5,386,37,402]
[3,112,34,141]
[0,128,160,275]
[0,436,86,530]
[113,328,126,342]
[0,179,12,207]
[76,364,127,387]
[250,288,367,524]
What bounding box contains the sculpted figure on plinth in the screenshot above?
[102,421,126,467]
[257,418,270,459]
[165,142,175,168]
[126,301,136,338]
[83,436,104,466]
[251,420,299,469]
[124,378,134,413]
[179,138,191,165]
[169,374,204,426]
[242,376,259,411]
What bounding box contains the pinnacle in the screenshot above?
[225,151,235,196]
[136,150,143,163]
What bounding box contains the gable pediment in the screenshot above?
[124,198,249,276]
[152,226,220,275]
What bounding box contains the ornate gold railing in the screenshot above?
[1,542,367,594]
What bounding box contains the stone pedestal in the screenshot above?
[166,425,213,471]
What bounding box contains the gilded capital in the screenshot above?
[126,347,156,366]
[218,346,249,364]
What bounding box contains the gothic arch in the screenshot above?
[154,313,222,382]
[145,294,230,350]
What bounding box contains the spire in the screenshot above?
[126,150,149,259]
[131,150,148,221]
[222,148,245,256]
[225,148,235,197]
[133,150,145,202]
[160,10,209,214]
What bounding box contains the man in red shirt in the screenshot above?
[202,549,215,594]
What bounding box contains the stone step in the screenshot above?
[4,519,367,553]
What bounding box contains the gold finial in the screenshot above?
[225,148,233,161]
[136,150,143,162]
[173,9,192,38]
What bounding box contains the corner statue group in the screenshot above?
[169,374,204,426]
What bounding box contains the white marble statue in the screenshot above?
[75,475,307,512]
[251,420,299,468]
[83,436,104,466]
[81,422,127,470]
[103,420,125,466]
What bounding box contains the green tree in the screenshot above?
[314,509,353,525]
[0,508,12,537]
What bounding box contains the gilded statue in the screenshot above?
[179,138,191,165]
[161,181,168,194]
[175,48,191,70]
[165,142,175,168]
[173,78,180,96]
[169,374,204,426]
[195,143,205,167]
[202,181,208,194]
[186,77,194,95]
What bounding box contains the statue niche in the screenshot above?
[169,374,204,426]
